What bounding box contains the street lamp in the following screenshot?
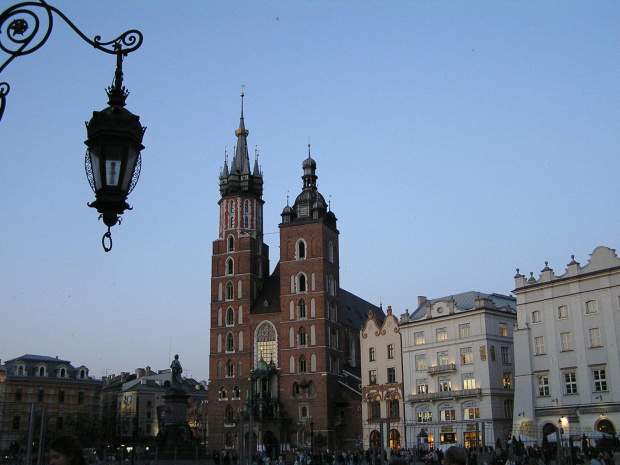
[0,0,145,251]
[310,419,315,461]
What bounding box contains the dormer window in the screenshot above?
[60,368,66,378]
[38,366,45,377]
[17,365,24,376]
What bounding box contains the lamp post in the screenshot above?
[310,419,314,462]
[0,0,145,251]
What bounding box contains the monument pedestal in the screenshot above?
[157,389,197,459]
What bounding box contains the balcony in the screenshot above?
[406,388,481,403]
[428,363,457,374]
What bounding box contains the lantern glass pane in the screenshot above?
[105,159,121,187]
[89,148,102,190]
[121,147,139,192]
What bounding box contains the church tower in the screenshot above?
[208,93,269,446]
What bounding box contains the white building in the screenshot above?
[360,306,405,451]
[512,246,620,444]
[400,292,516,450]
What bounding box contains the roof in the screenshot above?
[340,288,383,330]
[410,291,516,320]
[7,354,71,364]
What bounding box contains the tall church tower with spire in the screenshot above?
[208,96,382,458]
[208,93,270,445]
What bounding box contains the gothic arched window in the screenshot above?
[297,240,306,260]
[299,355,307,373]
[228,235,235,252]
[226,282,234,300]
[226,258,234,275]
[256,321,277,366]
[226,307,234,326]
[298,299,306,319]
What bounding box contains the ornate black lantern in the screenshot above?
[85,49,146,251]
[0,0,144,252]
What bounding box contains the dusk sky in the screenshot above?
[1,1,618,382]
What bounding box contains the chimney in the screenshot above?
[417,296,427,306]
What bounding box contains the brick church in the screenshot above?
[207,94,383,459]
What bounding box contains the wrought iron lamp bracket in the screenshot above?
[0,0,143,121]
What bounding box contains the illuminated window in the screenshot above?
[436,328,448,342]
[414,332,425,345]
[417,410,432,423]
[459,323,471,338]
[439,407,456,422]
[462,374,475,390]
[256,321,277,365]
[439,377,452,392]
[463,407,480,419]
[499,323,508,337]
[460,347,473,365]
[503,372,512,389]
[415,354,427,371]
[417,379,428,393]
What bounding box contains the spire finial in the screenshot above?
[287,191,290,207]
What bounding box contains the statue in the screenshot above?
[170,354,183,390]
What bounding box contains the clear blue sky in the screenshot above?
[1,1,618,382]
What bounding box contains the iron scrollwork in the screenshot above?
[0,0,143,122]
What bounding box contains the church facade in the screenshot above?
[207,95,382,458]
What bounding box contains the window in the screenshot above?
[301,406,308,418]
[589,328,603,347]
[417,379,428,394]
[225,406,234,424]
[387,367,396,383]
[532,310,543,323]
[414,332,425,345]
[503,372,512,389]
[228,236,234,252]
[462,374,475,390]
[558,305,569,319]
[436,328,448,342]
[369,369,377,385]
[369,347,376,362]
[37,390,44,403]
[298,274,307,293]
[219,388,226,399]
[439,377,452,392]
[501,346,511,364]
[226,360,234,377]
[415,354,427,371]
[226,307,234,326]
[58,390,65,404]
[298,300,306,319]
[460,347,473,365]
[297,240,306,259]
[440,407,456,422]
[299,327,307,346]
[534,336,546,355]
[369,400,381,420]
[226,333,235,352]
[256,322,277,365]
[387,344,394,359]
[437,351,449,366]
[60,368,66,378]
[78,392,85,404]
[14,389,22,402]
[586,300,598,314]
[328,241,334,263]
[459,323,471,338]
[226,258,234,275]
[388,399,400,418]
[538,374,550,397]
[593,369,608,392]
[299,356,307,373]
[499,323,508,337]
[226,282,234,300]
[564,372,577,394]
[463,407,480,419]
[504,399,513,418]
[417,411,432,423]
[38,367,44,376]
[560,332,573,351]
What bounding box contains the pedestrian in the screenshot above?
[49,435,86,465]
[444,447,467,465]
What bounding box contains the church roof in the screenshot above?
[340,288,383,330]
[251,263,282,314]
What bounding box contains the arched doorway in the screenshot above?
[596,419,616,435]
[263,430,279,460]
[389,429,401,450]
[370,430,381,448]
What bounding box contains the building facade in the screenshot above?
[0,355,101,454]
[400,292,516,450]
[360,306,406,451]
[207,94,382,458]
[512,246,620,444]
